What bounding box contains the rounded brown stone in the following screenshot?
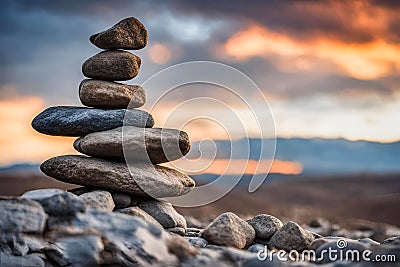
[73,126,190,164]
[41,155,195,198]
[79,79,145,108]
[82,50,141,81]
[90,17,148,50]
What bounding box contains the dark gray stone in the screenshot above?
[269,221,314,252]
[0,197,47,234]
[0,252,45,267]
[79,79,145,109]
[82,50,141,81]
[246,214,283,240]
[200,212,255,249]
[185,237,208,248]
[382,236,400,247]
[358,238,380,247]
[247,243,265,254]
[315,239,368,264]
[21,189,85,216]
[74,126,191,164]
[138,200,187,229]
[90,17,147,50]
[112,192,132,209]
[45,234,103,266]
[241,254,281,267]
[167,227,186,236]
[41,155,195,198]
[0,233,29,256]
[32,106,154,136]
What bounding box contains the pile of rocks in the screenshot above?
[31,17,194,235]
[1,197,399,266]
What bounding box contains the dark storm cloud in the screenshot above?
[167,0,400,44]
[0,0,398,103]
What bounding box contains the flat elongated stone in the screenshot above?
[0,197,47,234]
[82,50,141,81]
[79,79,145,109]
[74,126,190,164]
[41,155,195,198]
[90,17,147,50]
[32,106,154,136]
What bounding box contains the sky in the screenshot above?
[1,0,400,169]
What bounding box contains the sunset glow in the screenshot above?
[0,96,75,165]
[224,25,400,79]
[166,159,303,176]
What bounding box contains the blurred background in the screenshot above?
[0,1,399,230]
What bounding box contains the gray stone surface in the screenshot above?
[0,197,47,234]
[246,214,283,240]
[112,192,132,209]
[68,187,133,209]
[82,50,141,81]
[382,236,400,246]
[90,17,147,50]
[0,252,45,267]
[269,221,314,252]
[116,206,163,228]
[47,209,179,266]
[74,126,191,164]
[200,212,255,249]
[45,234,103,266]
[41,155,195,197]
[185,237,208,248]
[167,227,186,236]
[138,200,187,229]
[79,190,115,211]
[314,239,368,264]
[22,189,85,216]
[247,243,265,254]
[79,79,145,108]
[32,106,154,136]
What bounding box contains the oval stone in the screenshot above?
[40,155,195,198]
[73,126,190,164]
[82,50,141,81]
[31,106,154,136]
[79,79,145,109]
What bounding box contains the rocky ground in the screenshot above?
[1,188,400,266]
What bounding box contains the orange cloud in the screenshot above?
[223,24,400,79]
[166,158,303,176]
[0,96,75,165]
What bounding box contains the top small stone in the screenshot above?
[90,17,148,50]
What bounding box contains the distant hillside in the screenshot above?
[188,137,400,175]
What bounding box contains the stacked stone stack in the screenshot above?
[31,17,195,235]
